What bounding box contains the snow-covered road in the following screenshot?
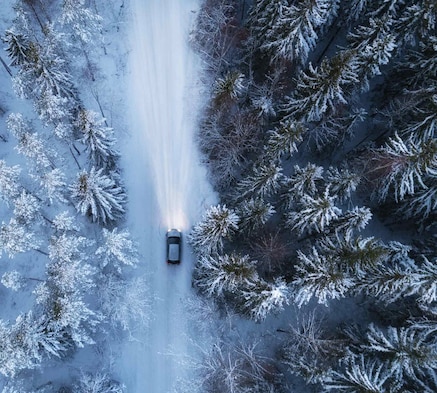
[116,0,215,391]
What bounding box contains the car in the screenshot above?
[166,229,181,264]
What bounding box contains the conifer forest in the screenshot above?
[0,0,436,392]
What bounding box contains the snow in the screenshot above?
[115,0,216,391]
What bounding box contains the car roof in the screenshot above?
[168,244,180,261]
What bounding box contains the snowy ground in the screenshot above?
[115,0,216,391]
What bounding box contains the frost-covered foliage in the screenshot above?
[241,278,290,322]
[189,204,239,254]
[1,271,24,291]
[249,0,339,65]
[0,218,40,258]
[236,162,283,199]
[0,312,67,377]
[95,228,138,272]
[191,0,437,392]
[75,109,119,169]
[0,160,21,204]
[284,51,359,122]
[264,119,305,160]
[60,0,102,43]
[70,167,126,223]
[367,134,437,202]
[193,253,259,297]
[73,372,125,393]
[98,275,150,332]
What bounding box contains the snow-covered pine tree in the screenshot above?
[7,113,55,171]
[189,204,239,254]
[292,248,354,307]
[284,50,359,122]
[323,354,396,393]
[236,161,283,199]
[70,167,126,224]
[356,259,415,304]
[1,271,24,291]
[396,1,437,44]
[249,0,339,65]
[0,218,40,258]
[0,311,67,377]
[318,236,391,276]
[34,88,71,127]
[37,168,67,204]
[366,133,437,202]
[0,160,21,204]
[264,119,305,160]
[73,372,125,393]
[240,278,290,322]
[75,109,119,169]
[98,274,150,332]
[283,163,324,205]
[60,0,102,44]
[213,71,245,104]
[331,206,373,240]
[237,197,275,234]
[52,211,80,233]
[193,253,259,297]
[95,228,138,272]
[362,324,437,381]
[286,188,341,235]
[13,190,41,225]
[2,29,31,66]
[326,166,361,202]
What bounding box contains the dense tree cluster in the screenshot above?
[0,0,134,391]
[190,0,437,391]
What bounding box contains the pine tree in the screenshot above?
[241,278,290,322]
[236,162,283,199]
[333,206,373,240]
[38,168,67,204]
[283,163,324,205]
[0,312,67,377]
[292,248,355,307]
[2,29,31,66]
[70,167,126,223]
[60,0,102,43]
[362,324,437,380]
[213,71,245,103]
[264,119,305,160]
[7,113,55,171]
[238,197,275,234]
[0,160,21,204]
[73,372,125,393]
[284,51,359,122]
[193,253,259,297]
[326,166,361,202]
[287,189,341,235]
[323,354,396,393]
[12,191,41,227]
[95,228,138,272]
[75,109,119,169]
[367,133,437,202]
[189,204,240,254]
[0,218,39,258]
[249,0,339,65]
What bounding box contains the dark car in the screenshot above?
[166,229,181,264]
